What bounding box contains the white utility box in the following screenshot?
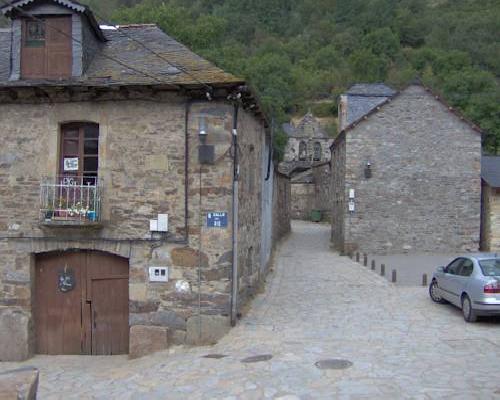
[149,266,169,282]
[157,214,169,232]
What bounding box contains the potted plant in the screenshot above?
[54,198,68,219]
[44,204,54,221]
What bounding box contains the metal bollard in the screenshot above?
[371,260,375,271]
[380,264,385,276]
[392,269,397,283]
[356,252,360,262]
[363,253,368,266]
[422,273,428,287]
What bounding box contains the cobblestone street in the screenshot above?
[2,221,500,399]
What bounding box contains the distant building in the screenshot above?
[280,112,333,220]
[481,156,500,251]
[331,82,482,254]
[282,112,333,166]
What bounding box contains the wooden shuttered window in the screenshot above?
[60,123,99,185]
[21,16,72,79]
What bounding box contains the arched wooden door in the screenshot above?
[35,251,129,355]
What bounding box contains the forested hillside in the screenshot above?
[4,0,500,153]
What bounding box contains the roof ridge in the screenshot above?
[118,24,157,28]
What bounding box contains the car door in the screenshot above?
[439,258,464,306]
[449,258,474,306]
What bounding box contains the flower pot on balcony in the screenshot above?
[87,211,97,222]
[54,210,68,219]
[44,210,54,221]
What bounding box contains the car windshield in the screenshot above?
[479,258,500,277]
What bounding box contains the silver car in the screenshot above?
[429,254,500,322]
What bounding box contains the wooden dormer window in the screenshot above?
[21,16,72,79]
[25,20,46,46]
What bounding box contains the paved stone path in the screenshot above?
[2,221,500,399]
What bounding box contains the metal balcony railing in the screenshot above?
[40,176,102,225]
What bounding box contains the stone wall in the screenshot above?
[0,90,275,359]
[481,184,500,251]
[273,170,291,243]
[260,139,274,274]
[333,85,481,254]
[291,183,315,220]
[312,162,331,222]
[331,134,346,249]
[236,107,266,308]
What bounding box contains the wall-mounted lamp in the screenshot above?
[364,161,372,179]
[199,116,208,144]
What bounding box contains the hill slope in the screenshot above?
[2,0,499,153]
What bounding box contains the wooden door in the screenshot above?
[86,252,129,355]
[35,252,85,355]
[21,16,72,79]
[35,251,129,355]
[46,17,72,79]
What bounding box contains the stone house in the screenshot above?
[331,82,482,255]
[480,156,500,251]
[0,0,290,361]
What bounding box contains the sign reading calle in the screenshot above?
[207,212,228,228]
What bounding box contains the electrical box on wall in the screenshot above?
[149,214,169,232]
[199,145,215,164]
[149,267,168,282]
[157,214,168,232]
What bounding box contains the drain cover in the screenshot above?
[203,354,228,359]
[241,354,273,363]
[315,359,352,370]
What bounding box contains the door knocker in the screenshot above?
[58,265,76,293]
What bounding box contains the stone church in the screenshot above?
[280,112,333,221]
[281,112,333,171]
[0,0,290,361]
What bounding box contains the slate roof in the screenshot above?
[346,83,396,97]
[2,0,87,13]
[0,24,243,88]
[482,156,500,188]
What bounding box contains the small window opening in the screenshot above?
[299,141,307,161]
[25,20,46,47]
[313,142,322,161]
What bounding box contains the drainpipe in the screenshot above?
[230,103,239,326]
[184,99,193,244]
[265,117,274,181]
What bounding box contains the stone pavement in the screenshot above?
[359,253,462,286]
[1,221,500,399]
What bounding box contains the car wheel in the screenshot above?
[462,295,477,323]
[429,280,446,304]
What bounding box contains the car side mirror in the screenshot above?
[437,266,445,273]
